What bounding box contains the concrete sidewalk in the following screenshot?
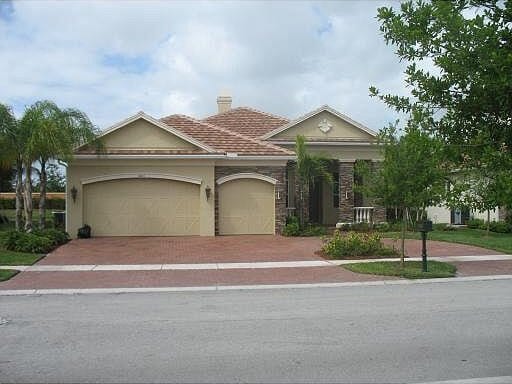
[1,254,511,272]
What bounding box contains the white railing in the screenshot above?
[353,207,374,223]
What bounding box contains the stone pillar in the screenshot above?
[338,161,354,222]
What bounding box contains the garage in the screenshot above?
[218,177,275,235]
[83,177,200,236]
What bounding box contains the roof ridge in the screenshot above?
[203,106,290,122]
[161,114,294,155]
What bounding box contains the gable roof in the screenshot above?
[161,114,294,157]
[75,111,216,155]
[203,107,290,139]
[261,105,378,140]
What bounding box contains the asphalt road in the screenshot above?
[1,280,511,383]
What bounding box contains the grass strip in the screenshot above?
[343,260,457,279]
[0,269,19,282]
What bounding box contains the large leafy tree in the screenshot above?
[357,125,447,263]
[294,135,333,227]
[21,100,100,229]
[371,0,512,209]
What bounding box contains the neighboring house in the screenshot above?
[427,205,505,225]
[67,96,384,238]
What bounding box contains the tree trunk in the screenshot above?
[23,165,33,232]
[15,160,23,231]
[486,209,490,237]
[400,207,407,267]
[39,159,47,229]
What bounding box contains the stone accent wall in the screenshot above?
[338,161,354,222]
[214,166,287,235]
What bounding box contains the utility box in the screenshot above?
[417,219,433,232]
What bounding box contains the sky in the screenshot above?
[0,0,408,133]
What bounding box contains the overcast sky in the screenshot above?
[0,0,408,132]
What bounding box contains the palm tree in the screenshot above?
[0,104,25,231]
[21,101,100,229]
[294,135,333,227]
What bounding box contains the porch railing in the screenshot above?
[353,207,374,223]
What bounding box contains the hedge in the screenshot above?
[0,197,65,210]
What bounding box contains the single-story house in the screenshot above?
[66,96,385,238]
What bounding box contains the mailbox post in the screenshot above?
[417,220,433,272]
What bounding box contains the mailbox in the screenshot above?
[417,220,433,232]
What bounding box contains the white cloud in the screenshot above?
[0,0,408,131]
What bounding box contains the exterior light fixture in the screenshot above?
[205,185,212,200]
[70,186,78,203]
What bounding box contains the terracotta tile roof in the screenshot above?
[161,114,294,156]
[202,107,290,138]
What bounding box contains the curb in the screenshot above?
[1,274,512,296]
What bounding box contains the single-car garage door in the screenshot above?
[83,178,200,236]
[218,178,275,235]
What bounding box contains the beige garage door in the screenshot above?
[218,179,275,235]
[83,178,200,236]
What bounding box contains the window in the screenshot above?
[333,172,339,208]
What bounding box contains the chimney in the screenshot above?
[217,95,232,114]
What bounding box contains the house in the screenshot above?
[66,96,385,238]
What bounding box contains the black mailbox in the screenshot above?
[417,220,433,232]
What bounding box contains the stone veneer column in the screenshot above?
[338,161,354,222]
[214,166,287,235]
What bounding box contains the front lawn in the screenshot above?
[0,249,43,266]
[0,269,19,282]
[344,260,457,279]
[383,228,512,254]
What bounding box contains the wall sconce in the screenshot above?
[205,185,212,200]
[70,185,78,203]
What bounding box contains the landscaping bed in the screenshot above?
[0,269,19,282]
[321,230,398,259]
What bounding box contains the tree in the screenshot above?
[33,163,66,193]
[20,100,100,229]
[357,125,447,264]
[0,103,26,230]
[371,0,512,209]
[294,135,333,227]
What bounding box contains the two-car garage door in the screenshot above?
[83,178,200,236]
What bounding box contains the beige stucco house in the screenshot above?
[67,96,384,238]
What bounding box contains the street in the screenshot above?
[1,280,511,383]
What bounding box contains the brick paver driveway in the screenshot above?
[40,235,325,265]
[39,235,504,266]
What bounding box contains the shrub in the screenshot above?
[322,230,398,258]
[467,218,485,229]
[489,221,512,233]
[33,229,69,246]
[283,216,300,236]
[2,231,54,253]
[283,216,327,237]
[301,223,327,237]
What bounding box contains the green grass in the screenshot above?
[0,269,19,281]
[344,260,457,279]
[384,228,512,254]
[0,249,43,265]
